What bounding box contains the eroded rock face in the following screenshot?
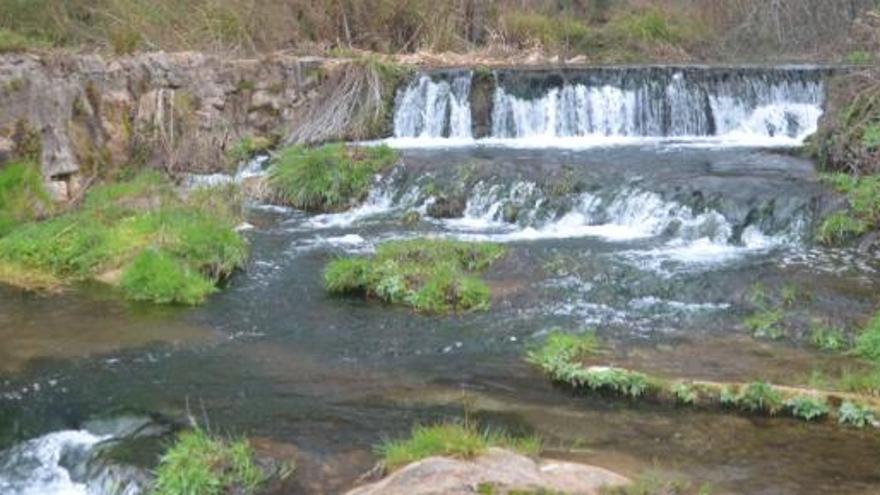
[0,52,396,199]
[345,448,629,495]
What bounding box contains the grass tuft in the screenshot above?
[736,382,784,414]
[785,395,829,421]
[324,239,505,313]
[121,249,216,305]
[0,161,52,237]
[377,422,541,472]
[855,312,880,364]
[152,428,265,495]
[268,143,398,212]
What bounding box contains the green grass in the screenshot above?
[839,367,880,396]
[671,382,698,405]
[152,428,264,495]
[856,312,880,364]
[0,173,247,304]
[121,249,216,305]
[0,28,45,53]
[268,143,398,212]
[526,330,601,369]
[846,50,874,65]
[819,174,880,245]
[0,161,52,237]
[377,423,541,472]
[323,238,505,313]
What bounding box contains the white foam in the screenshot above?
[0,430,106,495]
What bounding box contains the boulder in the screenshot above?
[345,448,629,495]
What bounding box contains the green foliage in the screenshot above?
[846,50,874,65]
[736,382,783,414]
[862,124,880,150]
[152,428,265,495]
[377,423,541,472]
[809,323,848,352]
[837,401,876,428]
[819,174,880,245]
[746,282,769,307]
[856,312,880,364]
[0,173,247,303]
[324,239,505,313]
[526,330,601,369]
[227,135,275,165]
[785,395,829,421]
[671,382,698,405]
[744,309,784,340]
[268,143,398,212]
[719,386,738,407]
[502,11,592,51]
[0,161,52,236]
[121,249,216,305]
[609,8,699,45]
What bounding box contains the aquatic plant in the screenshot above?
[735,382,784,414]
[0,161,52,237]
[323,239,505,313]
[809,324,849,352]
[744,309,784,340]
[838,401,876,428]
[0,173,247,303]
[785,395,829,421]
[268,143,398,212]
[152,428,265,495]
[377,422,541,472]
[526,330,601,370]
[671,381,698,405]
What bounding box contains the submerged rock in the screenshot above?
[345,448,629,495]
[426,195,467,219]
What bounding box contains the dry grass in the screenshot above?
[0,0,873,61]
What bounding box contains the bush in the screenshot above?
[152,428,265,495]
[324,239,505,313]
[268,143,398,212]
[0,161,52,236]
[377,423,541,472]
[121,249,216,305]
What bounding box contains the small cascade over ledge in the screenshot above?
[391,66,830,146]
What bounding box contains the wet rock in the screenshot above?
[345,448,629,495]
[427,195,467,219]
[469,70,495,139]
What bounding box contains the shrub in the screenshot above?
[736,382,783,414]
[856,312,880,364]
[152,428,265,495]
[377,423,541,472]
[838,401,876,428]
[785,395,829,421]
[268,143,398,212]
[323,239,505,313]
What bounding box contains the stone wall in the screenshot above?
[0,52,399,199]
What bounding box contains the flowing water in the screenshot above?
[2,67,880,495]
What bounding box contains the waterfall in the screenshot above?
[391,67,828,144]
[393,71,473,139]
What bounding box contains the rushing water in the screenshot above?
[3,68,880,495]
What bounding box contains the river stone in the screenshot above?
[345,448,629,495]
[426,195,467,219]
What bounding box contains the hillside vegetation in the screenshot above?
[0,0,875,62]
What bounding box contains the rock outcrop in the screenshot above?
[0,52,401,198]
[346,448,629,495]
